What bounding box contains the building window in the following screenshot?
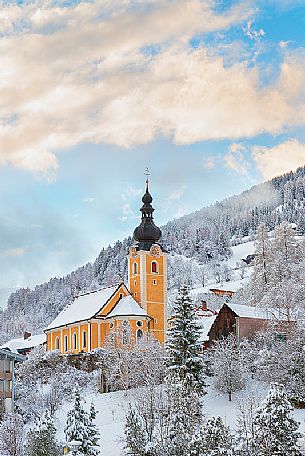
[73,333,77,350]
[64,335,68,352]
[134,280,137,286]
[151,261,158,273]
[153,279,157,285]
[55,337,60,350]
[136,320,143,327]
[82,330,87,349]
[119,293,123,299]
[133,262,138,275]
[137,329,143,341]
[134,292,137,297]
[110,322,114,329]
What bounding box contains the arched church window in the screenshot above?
[55,337,60,350]
[82,330,87,349]
[64,335,68,352]
[137,329,143,341]
[136,320,143,327]
[133,262,138,275]
[151,261,158,273]
[73,333,77,350]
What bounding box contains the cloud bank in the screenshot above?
[252,139,305,180]
[2,0,305,176]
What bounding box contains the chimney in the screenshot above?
[201,300,207,311]
[24,331,31,340]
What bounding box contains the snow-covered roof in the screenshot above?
[0,333,46,353]
[227,303,267,319]
[198,315,217,342]
[105,295,148,319]
[226,303,291,321]
[46,284,121,330]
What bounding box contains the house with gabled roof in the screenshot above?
[45,176,168,354]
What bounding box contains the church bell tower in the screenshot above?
[128,172,168,343]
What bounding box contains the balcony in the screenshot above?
[0,391,12,399]
[0,372,12,381]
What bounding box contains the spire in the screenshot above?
[133,171,162,249]
[145,166,149,193]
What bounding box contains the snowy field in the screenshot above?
[227,241,255,269]
[55,380,305,455]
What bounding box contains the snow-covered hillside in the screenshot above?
[55,381,305,456]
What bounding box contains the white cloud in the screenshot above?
[2,247,26,257]
[3,1,305,177]
[225,143,249,175]
[252,139,305,180]
[203,157,216,170]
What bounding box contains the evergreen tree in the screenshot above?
[165,284,205,394]
[124,405,152,456]
[65,391,97,455]
[201,417,234,456]
[87,402,100,456]
[253,383,301,456]
[26,411,60,456]
[166,378,202,456]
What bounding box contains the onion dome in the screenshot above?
[133,177,162,247]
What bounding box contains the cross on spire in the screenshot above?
[145,167,150,191]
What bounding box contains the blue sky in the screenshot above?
[1,0,305,300]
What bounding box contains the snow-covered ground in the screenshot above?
[190,241,255,300]
[227,241,255,269]
[55,381,305,455]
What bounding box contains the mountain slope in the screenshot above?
[2,166,305,342]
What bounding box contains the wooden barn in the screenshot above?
[208,302,293,346]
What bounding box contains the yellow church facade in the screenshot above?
[45,177,168,353]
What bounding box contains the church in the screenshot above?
[45,177,168,354]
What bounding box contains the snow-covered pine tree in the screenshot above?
[165,284,205,394]
[165,378,202,456]
[251,223,272,299]
[253,383,301,456]
[65,391,93,455]
[201,416,234,456]
[87,402,100,456]
[124,404,152,456]
[26,411,60,456]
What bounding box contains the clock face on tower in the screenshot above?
[150,244,161,257]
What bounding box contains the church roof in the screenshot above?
[105,295,148,319]
[45,283,149,331]
[46,284,123,330]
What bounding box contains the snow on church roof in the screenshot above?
[46,284,121,330]
[106,295,148,319]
